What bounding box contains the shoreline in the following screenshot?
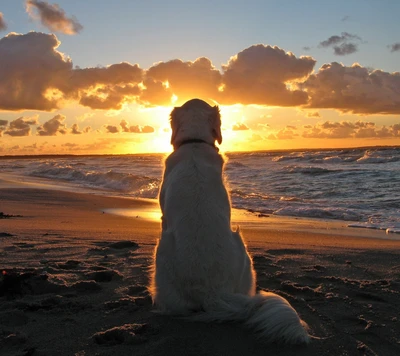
[1,172,399,243]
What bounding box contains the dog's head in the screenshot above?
[170,99,222,150]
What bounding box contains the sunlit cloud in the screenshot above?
[0,31,398,119]
[4,116,38,137]
[305,111,321,118]
[302,121,400,139]
[219,44,315,106]
[25,0,83,35]
[144,57,221,106]
[0,32,72,111]
[232,122,250,131]
[0,12,7,32]
[37,114,67,136]
[302,62,400,114]
[268,126,299,140]
[0,119,7,136]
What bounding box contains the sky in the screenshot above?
[0,0,399,155]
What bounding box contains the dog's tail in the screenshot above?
[190,291,310,344]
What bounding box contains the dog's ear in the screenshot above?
[212,105,222,144]
[170,107,180,147]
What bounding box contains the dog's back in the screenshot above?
[156,143,247,310]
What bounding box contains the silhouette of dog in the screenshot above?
[150,99,310,344]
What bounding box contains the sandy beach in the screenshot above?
[1,179,400,356]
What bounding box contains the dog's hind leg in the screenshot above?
[232,229,256,296]
[152,230,200,315]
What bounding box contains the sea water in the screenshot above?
[1,146,399,233]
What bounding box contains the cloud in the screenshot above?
[37,114,67,135]
[0,12,7,32]
[120,120,154,133]
[0,119,8,136]
[26,0,83,35]
[0,32,72,111]
[69,62,143,109]
[302,120,400,138]
[268,126,298,140]
[319,32,362,56]
[71,123,91,134]
[334,43,358,56]
[4,116,39,136]
[219,44,315,106]
[104,125,119,134]
[144,57,221,106]
[0,32,144,111]
[305,111,321,118]
[388,43,400,53]
[301,62,400,114]
[232,122,249,131]
[2,31,399,116]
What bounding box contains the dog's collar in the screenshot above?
[178,139,219,152]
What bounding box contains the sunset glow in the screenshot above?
[0,1,399,155]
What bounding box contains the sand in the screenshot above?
[1,179,400,356]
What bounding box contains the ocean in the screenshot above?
[1,146,399,234]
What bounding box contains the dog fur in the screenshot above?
[150,99,310,344]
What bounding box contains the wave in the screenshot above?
[274,206,362,221]
[29,162,160,198]
[283,166,336,175]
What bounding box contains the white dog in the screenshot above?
[150,99,310,344]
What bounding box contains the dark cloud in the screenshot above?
[71,123,91,134]
[0,12,7,32]
[319,32,361,47]
[388,43,400,53]
[0,119,8,126]
[341,16,350,22]
[37,114,67,136]
[26,0,83,35]
[104,125,119,134]
[303,46,311,51]
[334,43,358,56]
[232,122,249,131]
[301,62,400,114]
[219,44,315,106]
[120,120,154,133]
[302,121,400,139]
[319,32,361,56]
[4,116,38,136]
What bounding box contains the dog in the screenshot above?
[150,98,310,344]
